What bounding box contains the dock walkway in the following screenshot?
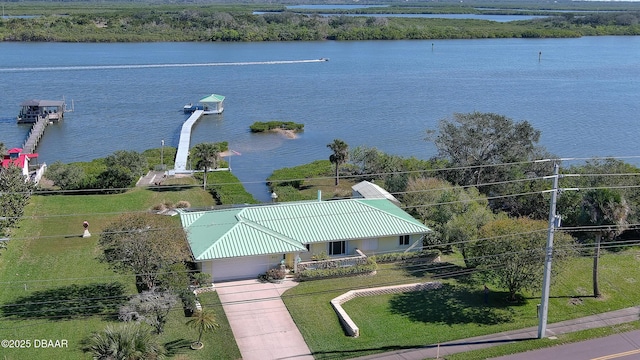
[22,117,49,154]
[174,110,204,173]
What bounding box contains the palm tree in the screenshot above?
[580,189,630,298]
[186,309,219,349]
[83,323,165,360]
[191,143,220,190]
[327,139,349,186]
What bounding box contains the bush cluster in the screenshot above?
[258,267,286,283]
[296,257,377,281]
[372,250,441,264]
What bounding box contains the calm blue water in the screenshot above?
[1,38,640,201]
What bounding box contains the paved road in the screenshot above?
[492,330,640,360]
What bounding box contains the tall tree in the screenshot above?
[191,142,221,190]
[579,189,630,298]
[426,112,554,218]
[442,202,495,268]
[327,139,349,186]
[402,177,491,255]
[186,309,220,349]
[559,158,640,227]
[0,165,34,233]
[99,213,192,292]
[427,112,542,186]
[469,217,575,301]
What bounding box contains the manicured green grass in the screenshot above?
[283,249,640,360]
[0,187,240,359]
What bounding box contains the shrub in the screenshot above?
[371,250,440,264]
[82,323,165,360]
[45,161,86,190]
[191,272,211,287]
[151,203,167,211]
[311,251,329,261]
[175,200,191,208]
[258,267,286,283]
[296,257,377,281]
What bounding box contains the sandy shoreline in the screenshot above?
[271,128,298,139]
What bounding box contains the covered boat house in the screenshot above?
[199,94,225,114]
[17,99,65,124]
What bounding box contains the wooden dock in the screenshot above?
[174,110,204,173]
[22,117,49,154]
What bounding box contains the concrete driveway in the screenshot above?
[215,279,314,360]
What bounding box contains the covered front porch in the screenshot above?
[285,249,369,273]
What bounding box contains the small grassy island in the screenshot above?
[250,121,304,133]
[250,121,304,138]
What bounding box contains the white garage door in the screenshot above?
[211,256,271,282]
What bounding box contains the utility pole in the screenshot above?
[538,162,561,339]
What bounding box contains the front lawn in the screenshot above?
[0,187,240,359]
[283,249,640,359]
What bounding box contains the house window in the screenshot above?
[329,241,346,255]
[399,235,410,246]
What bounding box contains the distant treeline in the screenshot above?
[1,7,640,42]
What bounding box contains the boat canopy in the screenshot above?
[199,94,225,103]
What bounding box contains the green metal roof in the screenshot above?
[179,198,431,261]
[199,94,225,103]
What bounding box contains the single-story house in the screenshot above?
[179,197,431,282]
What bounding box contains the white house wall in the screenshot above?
[301,234,421,261]
[205,255,282,282]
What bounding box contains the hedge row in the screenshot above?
[296,257,377,281]
[371,250,441,264]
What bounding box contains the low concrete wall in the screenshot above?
[330,282,442,338]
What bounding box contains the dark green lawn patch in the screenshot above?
[387,284,517,326]
[249,121,304,133]
[1,282,126,320]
